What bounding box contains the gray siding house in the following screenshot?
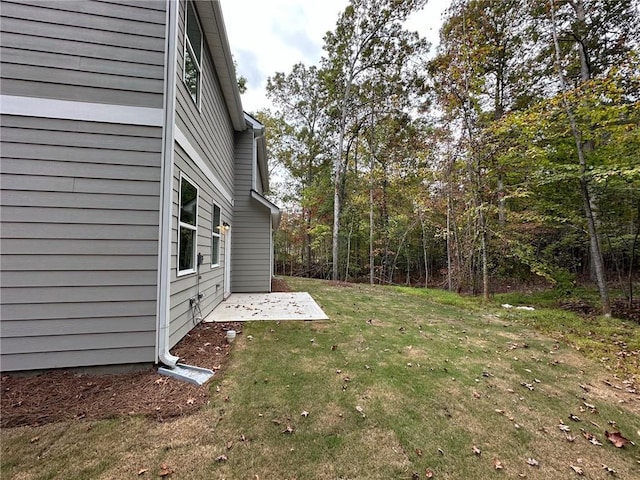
[0,0,279,372]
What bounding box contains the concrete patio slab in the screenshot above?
[204,292,329,322]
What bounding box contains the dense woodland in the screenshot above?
[255,0,639,316]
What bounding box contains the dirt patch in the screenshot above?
[1,278,291,429]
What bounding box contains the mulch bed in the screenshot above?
[0,322,241,428]
[1,278,291,429]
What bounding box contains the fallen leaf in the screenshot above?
[301,410,309,417]
[526,458,539,467]
[137,468,148,476]
[472,445,481,456]
[282,425,295,434]
[158,463,174,477]
[215,455,228,462]
[425,468,434,478]
[570,465,584,475]
[605,431,629,448]
[493,458,504,470]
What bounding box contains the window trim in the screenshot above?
[183,0,203,108]
[211,203,221,268]
[177,172,199,277]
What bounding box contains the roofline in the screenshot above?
[251,189,282,229]
[244,112,269,193]
[198,0,245,131]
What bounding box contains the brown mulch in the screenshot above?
[0,322,241,428]
[1,278,292,429]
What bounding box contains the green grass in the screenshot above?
[2,277,639,479]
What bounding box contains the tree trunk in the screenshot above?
[550,0,611,316]
[447,192,453,291]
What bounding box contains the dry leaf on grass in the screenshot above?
[282,425,295,434]
[581,429,602,445]
[158,463,174,477]
[558,423,571,432]
[570,465,584,475]
[605,431,629,448]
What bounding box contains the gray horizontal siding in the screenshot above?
[2,301,157,322]
[2,270,158,288]
[2,348,156,372]
[168,144,232,348]
[232,130,272,293]
[0,0,166,108]
[1,316,155,337]
[174,0,235,197]
[0,115,162,371]
[167,0,239,350]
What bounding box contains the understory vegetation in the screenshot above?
[261,0,639,317]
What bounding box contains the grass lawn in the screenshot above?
[2,277,639,479]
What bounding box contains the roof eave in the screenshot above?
[197,0,245,131]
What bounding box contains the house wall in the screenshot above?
[0,0,167,371]
[232,130,273,293]
[168,0,236,347]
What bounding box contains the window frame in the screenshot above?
[211,203,221,268]
[183,0,203,107]
[177,173,199,276]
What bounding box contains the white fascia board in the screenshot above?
[250,189,281,229]
[0,95,163,126]
[175,126,233,206]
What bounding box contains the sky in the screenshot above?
[220,0,451,113]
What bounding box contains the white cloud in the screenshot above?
[220,0,450,113]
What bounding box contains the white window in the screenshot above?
[211,204,221,267]
[178,174,198,275]
[183,1,202,105]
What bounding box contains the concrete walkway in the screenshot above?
[204,292,329,322]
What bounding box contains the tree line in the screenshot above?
[257,0,639,316]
